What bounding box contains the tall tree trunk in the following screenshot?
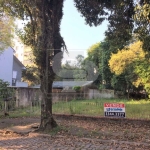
[35,0,65,131]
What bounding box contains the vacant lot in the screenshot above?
[53,99,150,119]
[4,99,150,120]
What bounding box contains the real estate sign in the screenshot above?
[104,103,125,118]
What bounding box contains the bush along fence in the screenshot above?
[0,80,16,115]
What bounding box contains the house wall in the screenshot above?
[16,81,28,87]
[14,88,83,107]
[13,58,23,82]
[0,47,13,85]
[88,89,114,99]
[15,88,41,106]
[11,88,114,107]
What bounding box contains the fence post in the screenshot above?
[84,87,85,98]
[30,100,33,113]
[4,101,8,113]
[15,88,19,107]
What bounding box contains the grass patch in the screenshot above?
[1,98,150,120]
[1,106,41,118]
[52,99,150,119]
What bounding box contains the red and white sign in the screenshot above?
[104,103,125,108]
[104,103,125,118]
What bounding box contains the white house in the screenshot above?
[0,46,28,87]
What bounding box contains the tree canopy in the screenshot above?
[109,41,145,75]
[109,41,150,96]
[0,15,15,51]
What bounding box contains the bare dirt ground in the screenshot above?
[0,115,150,150]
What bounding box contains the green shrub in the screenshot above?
[73,86,81,92]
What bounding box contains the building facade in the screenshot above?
[0,47,28,87]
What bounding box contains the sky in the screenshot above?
[60,0,108,62]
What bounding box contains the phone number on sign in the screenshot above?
[105,112,125,117]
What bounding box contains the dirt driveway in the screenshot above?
[0,115,150,150]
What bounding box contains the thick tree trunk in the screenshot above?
[36,0,65,131]
[39,45,58,130]
[40,79,57,130]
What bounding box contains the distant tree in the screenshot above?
[75,55,84,68]
[109,41,149,96]
[57,55,86,81]
[111,74,127,92]
[0,79,9,99]
[22,66,40,86]
[0,15,15,51]
[109,41,145,75]
[21,46,40,86]
[58,60,75,81]
[134,59,150,97]
[134,1,150,55]
[86,41,113,89]
[0,79,14,115]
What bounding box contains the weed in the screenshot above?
[69,105,75,115]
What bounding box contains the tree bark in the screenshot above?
[36,0,65,131]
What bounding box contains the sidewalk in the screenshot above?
[0,116,150,150]
[0,133,150,150]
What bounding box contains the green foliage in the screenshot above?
[134,59,150,96]
[75,55,84,68]
[86,42,102,86]
[73,86,81,92]
[111,74,127,92]
[22,66,40,86]
[0,79,10,100]
[0,15,15,51]
[134,1,150,54]
[0,79,15,112]
[69,105,76,115]
[75,0,134,50]
[86,41,113,88]
[58,60,75,81]
[57,55,86,81]
[75,0,149,55]
[109,41,150,95]
[87,42,101,67]
[109,41,145,75]
[74,0,108,26]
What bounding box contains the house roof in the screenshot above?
[13,55,26,70]
[11,46,15,53]
[32,81,93,89]
[53,81,93,88]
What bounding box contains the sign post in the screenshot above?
[104,103,125,118]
